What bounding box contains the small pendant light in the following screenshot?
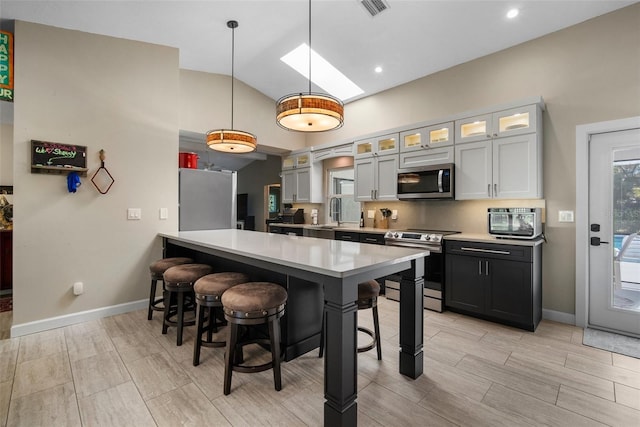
[207,20,257,153]
[276,0,344,132]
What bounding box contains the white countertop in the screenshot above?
[445,233,544,246]
[160,229,429,278]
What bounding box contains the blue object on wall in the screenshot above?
[67,172,81,193]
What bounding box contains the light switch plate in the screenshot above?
[391,209,398,220]
[127,208,142,220]
[367,210,375,219]
[159,208,168,220]
[558,210,574,223]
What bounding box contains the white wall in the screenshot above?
[12,21,180,325]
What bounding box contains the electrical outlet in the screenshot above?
[558,210,574,223]
[367,210,375,219]
[391,209,398,220]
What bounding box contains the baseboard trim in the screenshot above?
[10,299,148,338]
[542,309,576,325]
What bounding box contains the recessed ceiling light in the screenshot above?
[281,43,364,101]
[506,8,519,19]
[374,66,383,73]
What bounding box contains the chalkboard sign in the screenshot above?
[31,140,88,176]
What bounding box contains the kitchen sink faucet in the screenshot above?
[329,197,341,226]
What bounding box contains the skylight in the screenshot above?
[281,43,364,101]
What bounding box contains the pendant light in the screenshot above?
[207,20,257,153]
[276,0,344,132]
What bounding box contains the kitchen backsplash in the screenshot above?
[292,199,546,233]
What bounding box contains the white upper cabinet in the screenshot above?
[454,102,543,200]
[455,133,541,200]
[355,155,398,202]
[312,143,353,162]
[455,104,539,144]
[400,122,453,152]
[282,150,311,169]
[354,133,399,159]
[399,122,454,168]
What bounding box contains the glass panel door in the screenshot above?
[589,128,640,337]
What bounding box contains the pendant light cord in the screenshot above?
[308,0,312,94]
[231,22,235,129]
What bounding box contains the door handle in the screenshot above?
[478,260,482,275]
[485,261,489,276]
[590,237,609,246]
[494,183,497,196]
[487,184,491,197]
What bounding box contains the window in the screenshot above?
[328,167,360,224]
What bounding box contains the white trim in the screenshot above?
[542,308,576,325]
[575,116,640,329]
[10,299,148,337]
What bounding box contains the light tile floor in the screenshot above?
[1,298,639,426]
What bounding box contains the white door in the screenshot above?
[589,128,640,337]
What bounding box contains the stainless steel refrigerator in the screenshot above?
[179,169,237,231]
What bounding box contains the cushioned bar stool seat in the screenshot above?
[192,272,249,366]
[319,279,382,360]
[221,282,287,395]
[162,263,213,346]
[148,257,193,320]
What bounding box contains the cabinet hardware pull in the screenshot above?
[364,238,377,243]
[494,183,497,196]
[487,184,491,197]
[478,260,482,275]
[460,247,511,255]
[485,261,489,276]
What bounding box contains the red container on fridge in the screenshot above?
[179,152,198,169]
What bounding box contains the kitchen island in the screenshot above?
[159,229,428,427]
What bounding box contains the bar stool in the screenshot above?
[192,272,249,366]
[162,263,213,346]
[221,282,287,395]
[319,279,382,360]
[148,257,193,320]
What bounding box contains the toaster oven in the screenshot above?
[488,208,542,239]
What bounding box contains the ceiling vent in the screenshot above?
[360,0,390,17]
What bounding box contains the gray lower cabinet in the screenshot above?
[444,240,542,331]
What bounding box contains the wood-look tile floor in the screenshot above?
[1,298,639,426]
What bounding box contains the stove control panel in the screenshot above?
[384,231,444,242]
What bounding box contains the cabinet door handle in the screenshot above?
[461,247,511,255]
[478,260,482,275]
[364,238,378,243]
[494,183,498,196]
[485,261,490,276]
[487,184,491,197]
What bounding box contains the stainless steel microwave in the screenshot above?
[488,208,542,239]
[397,163,454,200]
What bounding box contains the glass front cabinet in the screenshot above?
[399,122,454,169]
[455,104,539,144]
[282,151,311,170]
[354,133,399,159]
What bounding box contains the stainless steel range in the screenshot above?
[384,229,459,312]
